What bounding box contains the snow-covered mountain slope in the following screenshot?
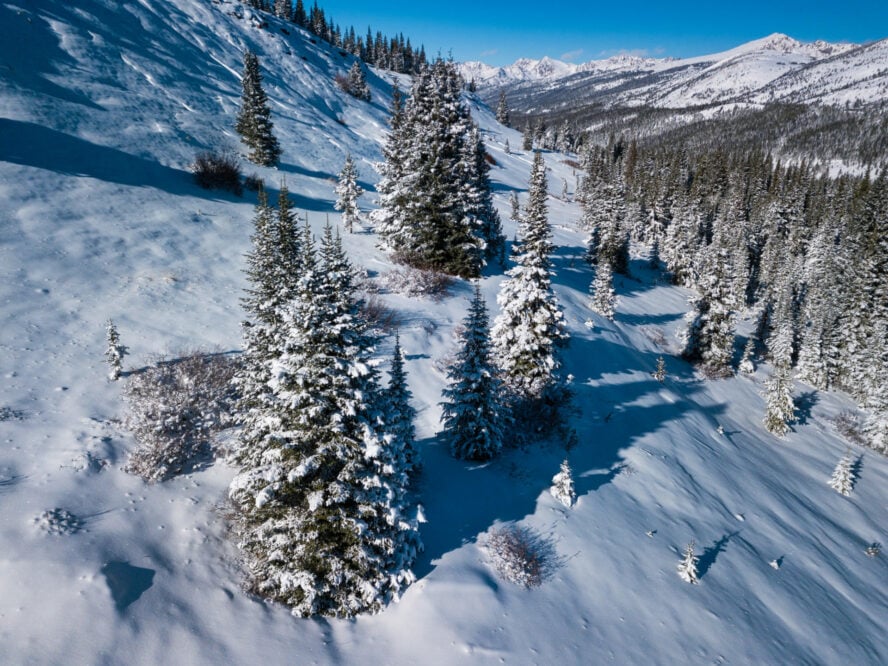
[463,33,886,110]
[1,2,887,664]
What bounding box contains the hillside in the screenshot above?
[1,1,886,664]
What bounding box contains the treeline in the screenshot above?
[577,136,888,451]
[510,101,888,171]
[244,0,427,74]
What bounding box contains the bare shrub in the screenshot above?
[334,73,350,93]
[833,410,867,447]
[381,265,453,300]
[483,524,560,588]
[190,151,243,195]
[123,349,239,482]
[35,508,83,535]
[361,294,399,332]
[243,173,264,192]
[0,406,25,421]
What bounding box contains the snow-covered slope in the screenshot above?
[1,2,887,664]
[463,33,886,109]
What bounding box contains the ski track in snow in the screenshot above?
[0,1,886,664]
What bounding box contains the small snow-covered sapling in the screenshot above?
[677,541,699,584]
[104,319,125,381]
[827,448,857,496]
[653,356,667,383]
[550,459,576,508]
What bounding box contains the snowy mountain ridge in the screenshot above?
[462,32,887,110]
[0,1,886,664]
[461,33,859,85]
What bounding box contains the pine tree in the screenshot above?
[495,90,510,126]
[492,151,569,401]
[504,138,510,155]
[550,459,576,508]
[828,449,857,496]
[763,364,796,437]
[104,319,124,381]
[385,332,419,474]
[440,285,507,461]
[229,228,420,617]
[236,51,281,166]
[589,257,616,321]
[334,154,364,232]
[677,541,699,584]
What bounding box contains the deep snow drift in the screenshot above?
[0,1,885,663]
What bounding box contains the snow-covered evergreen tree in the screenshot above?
[235,51,281,166]
[344,61,371,101]
[589,257,616,321]
[375,59,501,277]
[492,151,569,401]
[739,336,756,374]
[495,90,510,126]
[384,332,419,474]
[763,364,796,437]
[827,449,857,496]
[104,319,124,381]
[550,459,576,508]
[677,541,699,584]
[579,150,629,275]
[229,228,420,617]
[653,356,667,383]
[334,154,364,233]
[680,248,736,378]
[440,285,507,461]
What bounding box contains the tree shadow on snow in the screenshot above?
[697,531,740,580]
[0,119,207,198]
[794,390,819,426]
[413,332,726,580]
[101,561,155,612]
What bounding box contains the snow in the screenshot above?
[461,33,886,109]
[0,0,886,663]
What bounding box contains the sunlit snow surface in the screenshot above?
[0,1,886,663]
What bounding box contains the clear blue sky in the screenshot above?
[320,0,888,65]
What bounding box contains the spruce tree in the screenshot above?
[739,336,756,374]
[440,285,507,461]
[344,61,371,101]
[589,257,616,321]
[680,248,736,378]
[385,333,419,474]
[104,319,124,381]
[763,364,796,437]
[375,59,501,277]
[334,154,364,233]
[495,90,510,126]
[229,228,420,617]
[492,151,569,401]
[828,449,857,496]
[236,51,281,166]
